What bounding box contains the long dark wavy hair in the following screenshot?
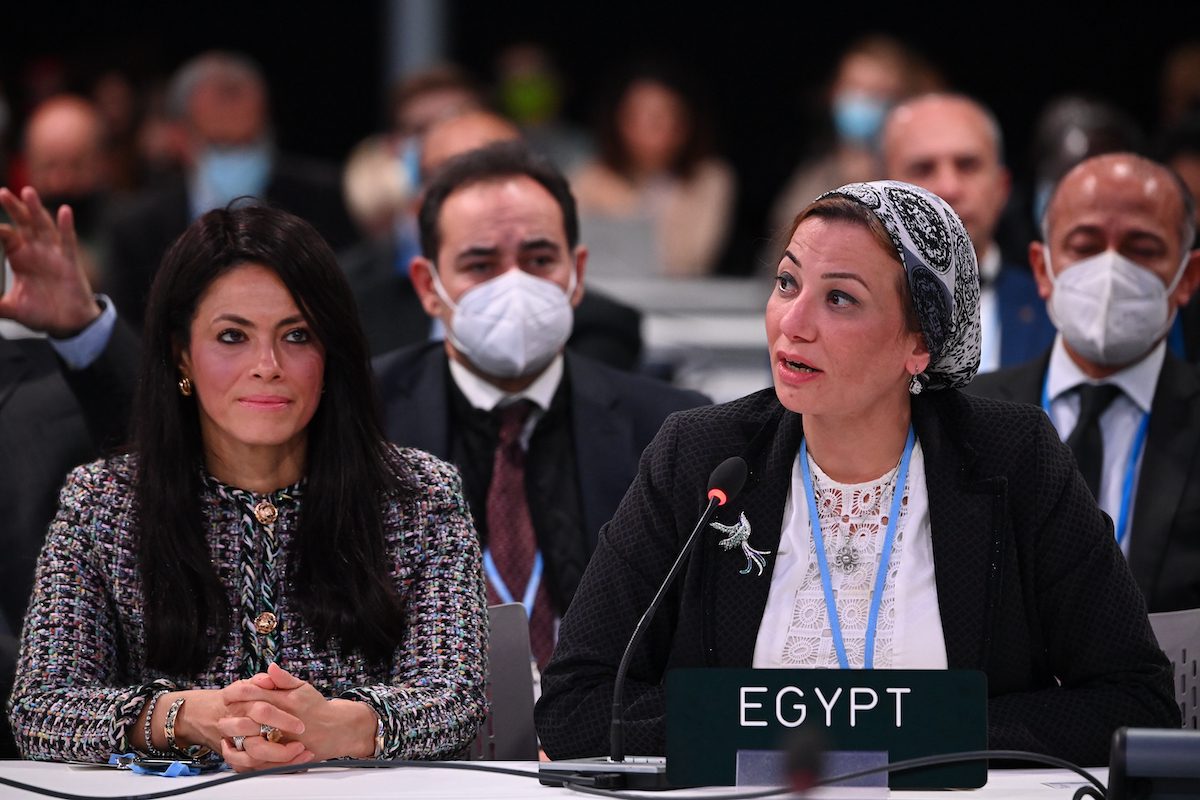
[133,204,410,673]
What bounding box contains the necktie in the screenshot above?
[1065,383,1122,499]
[485,399,555,668]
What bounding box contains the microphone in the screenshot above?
[540,457,749,790]
[610,458,747,765]
[704,456,749,509]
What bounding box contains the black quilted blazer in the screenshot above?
[535,387,1179,767]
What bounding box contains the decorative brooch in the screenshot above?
[710,512,771,576]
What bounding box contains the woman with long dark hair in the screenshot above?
[7,195,487,770]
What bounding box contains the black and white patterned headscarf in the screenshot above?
[817,180,981,391]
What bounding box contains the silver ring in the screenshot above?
[260,724,282,743]
[233,735,246,751]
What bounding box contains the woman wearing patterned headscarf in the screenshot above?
[536,181,1178,766]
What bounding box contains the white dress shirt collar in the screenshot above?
[447,353,564,413]
[1046,336,1165,414]
[978,243,1002,285]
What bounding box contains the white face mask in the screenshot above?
[1046,248,1187,366]
[429,266,576,379]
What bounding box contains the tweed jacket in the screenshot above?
[536,388,1178,767]
[7,448,487,763]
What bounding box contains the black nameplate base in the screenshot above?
[665,668,987,789]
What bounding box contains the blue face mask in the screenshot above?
[832,92,888,145]
[193,141,273,213]
[397,136,422,191]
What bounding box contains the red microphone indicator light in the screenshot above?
[706,457,748,508]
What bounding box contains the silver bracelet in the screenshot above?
[143,690,172,757]
[164,697,185,755]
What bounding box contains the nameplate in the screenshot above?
[665,668,987,789]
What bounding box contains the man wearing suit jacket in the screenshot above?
[0,187,138,757]
[107,51,354,328]
[969,153,1200,612]
[374,143,707,667]
[883,94,1055,371]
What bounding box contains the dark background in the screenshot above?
[5,1,1200,273]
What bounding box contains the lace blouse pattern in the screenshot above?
[778,455,911,669]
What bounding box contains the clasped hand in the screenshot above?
[209,663,374,772]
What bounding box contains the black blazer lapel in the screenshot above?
[1128,355,1200,606]
[969,350,1050,406]
[377,346,452,459]
[700,401,802,667]
[566,355,637,549]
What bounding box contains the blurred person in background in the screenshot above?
[1028,95,1145,234]
[341,109,520,354]
[571,59,735,278]
[494,41,592,174]
[90,70,146,195]
[1158,110,1200,361]
[132,80,190,187]
[883,93,1054,371]
[18,94,113,294]
[1159,41,1200,134]
[768,34,940,237]
[1160,111,1200,234]
[105,51,354,328]
[355,65,488,296]
[391,64,483,141]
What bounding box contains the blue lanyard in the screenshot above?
[482,548,543,618]
[799,426,915,670]
[1040,378,1150,546]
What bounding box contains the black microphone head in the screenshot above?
[706,456,748,506]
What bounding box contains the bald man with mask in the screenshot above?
[883,93,1054,371]
[969,153,1200,612]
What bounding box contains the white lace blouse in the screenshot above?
[752,441,948,669]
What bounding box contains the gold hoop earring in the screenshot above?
[178,376,193,397]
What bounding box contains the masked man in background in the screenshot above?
[968,152,1200,612]
[106,51,354,327]
[373,143,708,669]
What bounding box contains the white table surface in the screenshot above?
[0,760,1108,800]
